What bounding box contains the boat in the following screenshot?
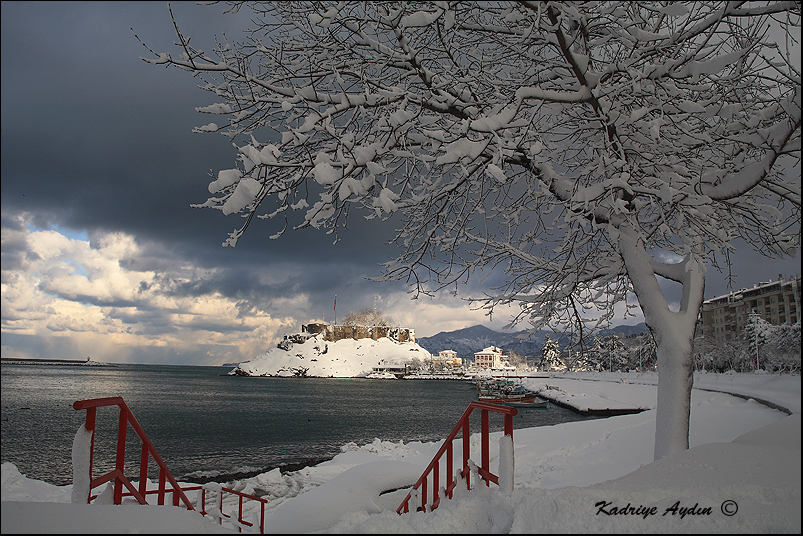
[479,393,538,404]
[503,399,549,409]
[477,383,543,405]
[365,372,398,379]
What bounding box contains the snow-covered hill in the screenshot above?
[416,323,647,358]
[229,333,432,377]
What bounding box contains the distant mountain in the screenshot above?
[416,323,647,359]
[603,323,649,338]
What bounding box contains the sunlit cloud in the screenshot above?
[1,216,297,365]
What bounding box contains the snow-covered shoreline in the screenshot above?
[2,371,800,533]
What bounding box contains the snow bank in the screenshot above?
[1,501,234,534]
[328,414,801,533]
[264,460,421,533]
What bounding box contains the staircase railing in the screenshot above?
[195,483,270,533]
[72,397,269,533]
[396,400,517,514]
[73,397,194,509]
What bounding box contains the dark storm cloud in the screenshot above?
[1,2,401,305]
[1,2,800,365]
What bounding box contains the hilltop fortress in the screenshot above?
[301,323,415,344]
[232,322,426,377]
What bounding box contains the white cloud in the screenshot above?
[1,219,297,365]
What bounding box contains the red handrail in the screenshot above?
[396,400,517,514]
[194,483,270,533]
[73,397,194,509]
[72,397,269,533]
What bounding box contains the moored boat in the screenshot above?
[503,399,549,409]
[479,393,538,404]
[477,381,548,407]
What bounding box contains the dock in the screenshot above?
[535,386,648,416]
[2,357,92,365]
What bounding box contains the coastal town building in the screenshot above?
[370,365,411,378]
[472,346,505,368]
[431,350,462,369]
[700,275,801,342]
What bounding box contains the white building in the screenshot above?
[473,346,504,368]
[700,275,801,342]
[431,350,462,368]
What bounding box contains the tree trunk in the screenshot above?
[653,331,694,459]
[618,226,705,460]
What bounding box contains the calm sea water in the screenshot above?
[1,363,600,486]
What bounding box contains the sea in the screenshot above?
[1,363,602,487]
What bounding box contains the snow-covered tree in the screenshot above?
[340,308,394,327]
[144,2,801,460]
[693,319,800,372]
[628,331,657,372]
[764,321,801,373]
[539,334,563,371]
[742,312,774,370]
[739,316,801,372]
[507,349,530,369]
[592,333,628,371]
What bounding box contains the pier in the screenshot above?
[534,385,648,416]
[1,356,91,365]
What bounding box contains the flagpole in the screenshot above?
[334,295,337,325]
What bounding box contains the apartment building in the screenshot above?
[700,275,801,342]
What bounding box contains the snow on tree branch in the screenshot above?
[147,0,800,461]
[145,1,799,334]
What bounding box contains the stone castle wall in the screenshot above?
[302,323,415,344]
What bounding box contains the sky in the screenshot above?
[2,1,800,366]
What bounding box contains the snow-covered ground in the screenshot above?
[2,371,800,533]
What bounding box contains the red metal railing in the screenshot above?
[396,400,517,514]
[194,483,269,533]
[72,397,269,533]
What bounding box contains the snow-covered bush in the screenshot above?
[693,320,800,373]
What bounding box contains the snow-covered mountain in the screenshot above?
[229,333,432,377]
[416,323,647,359]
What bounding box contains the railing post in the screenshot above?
[432,459,440,509]
[238,496,244,532]
[462,417,470,490]
[158,468,166,505]
[481,409,489,486]
[421,474,427,512]
[114,407,128,505]
[139,443,149,500]
[446,442,453,498]
[217,489,224,525]
[85,407,96,504]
